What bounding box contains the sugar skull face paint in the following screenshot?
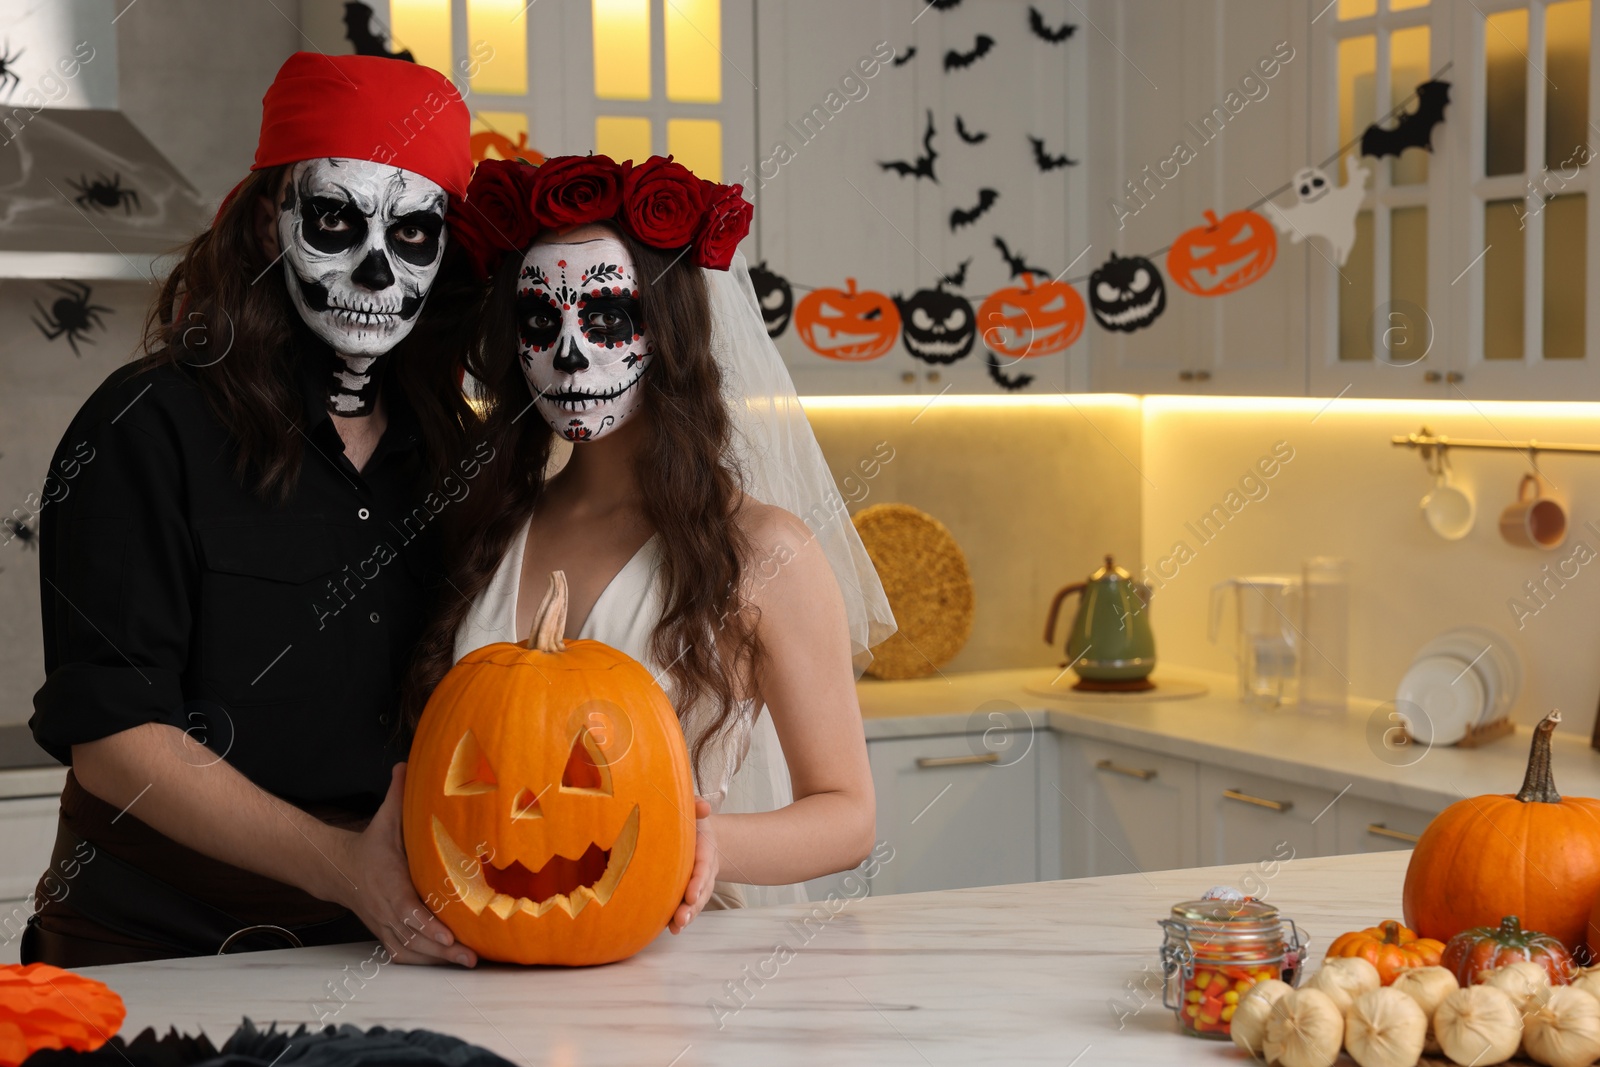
[278,157,447,414]
[516,236,652,442]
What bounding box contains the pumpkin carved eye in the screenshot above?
[560,729,613,796]
[445,730,498,795]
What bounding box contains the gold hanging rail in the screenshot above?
[1392,425,1600,459]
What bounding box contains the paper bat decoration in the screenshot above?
[878,110,938,182]
[950,189,999,230]
[945,35,995,71]
[892,45,916,67]
[987,352,1035,391]
[927,0,963,8]
[1029,135,1077,171]
[343,2,415,62]
[1028,6,1076,43]
[941,258,972,288]
[955,115,988,144]
[994,236,1051,279]
[1360,79,1450,158]
[1264,155,1370,265]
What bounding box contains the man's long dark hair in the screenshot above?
[138,166,481,501]
[402,225,762,780]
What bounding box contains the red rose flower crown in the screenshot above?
[448,154,752,279]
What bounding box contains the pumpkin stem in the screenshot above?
[527,570,569,653]
[1381,920,1404,946]
[1515,711,1563,803]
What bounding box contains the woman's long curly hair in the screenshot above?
[137,165,481,501]
[402,225,761,780]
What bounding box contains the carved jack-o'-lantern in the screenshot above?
[749,261,794,338]
[1089,253,1166,332]
[894,285,976,364]
[794,278,902,361]
[976,273,1086,358]
[404,572,695,966]
[1167,209,1278,297]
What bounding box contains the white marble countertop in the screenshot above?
[857,667,1600,812]
[83,850,1411,1066]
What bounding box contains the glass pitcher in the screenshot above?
[1297,557,1351,715]
[1208,576,1299,709]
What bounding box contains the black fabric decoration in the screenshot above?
[1029,135,1077,171]
[891,46,916,67]
[878,110,938,182]
[986,352,1034,390]
[941,257,972,288]
[949,188,998,230]
[954,115,988,144]
[342,2,416,62]
[1089,252,1166,332]
[32,281,112,357]
[895,286,976,364]
[749,260,794,338]
[1027,7,1076,42]
[993,236,1050,279]
[1360,80,1450,158]
[944,35,995,70]
[68,173,140,213]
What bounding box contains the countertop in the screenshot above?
[82,850,1410,1066]
[856,667,1600,812]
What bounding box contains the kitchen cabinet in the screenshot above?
[1058,735,1198,879]
[1332,794,1440,855]
[1196,764,1339,867]
[863,731,1042,895]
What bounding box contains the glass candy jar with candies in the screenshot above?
[1158,893,1306,1039]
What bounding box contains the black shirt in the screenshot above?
[31,358,445,815]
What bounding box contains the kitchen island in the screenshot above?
[80,850,1408,1066]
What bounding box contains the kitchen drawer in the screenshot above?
[866,732,1039,895]
[1334,794,1441,855]
[1059,736,1199,879]
[0,795,57,899]
[1197,764,1338,869]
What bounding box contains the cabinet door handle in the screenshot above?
[1095,758,1157,781]
[915,753,999,769]
[1222,789,1294,813]
[1366,823,1421,844]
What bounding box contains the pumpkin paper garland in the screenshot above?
[794,278,902,361]
[1264,156,1370,266]
[1089,252,1166,332]
[749,261,794,338]
[403,571,695,967]
[0,963,126,1066]
[894,286,976,364]
[976,272,1085,359]
[1167,208,1278,297]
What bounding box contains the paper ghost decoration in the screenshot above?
[1264,156,1370,266]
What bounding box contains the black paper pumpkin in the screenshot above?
[1089,253,1166,332]
[894,287,976,363]
[749,261,794,338]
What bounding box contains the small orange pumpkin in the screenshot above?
[1441,915,1575,985]
[1325,920,1446,985]
[976,272,1086,358]
[1404,710,1600,955]
[1166,208,1277,297]
[794,278,902,361]
[0,963,126,1066]
[403,571,695,966]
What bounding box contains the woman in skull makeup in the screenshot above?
[24,55,487,968]
[407,156,897,926]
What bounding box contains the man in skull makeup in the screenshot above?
[25,54,483,968]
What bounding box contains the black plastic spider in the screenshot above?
[68,172,142,215]
[0,41,21,102]
[5,518,37,551]
[33,281,113,357]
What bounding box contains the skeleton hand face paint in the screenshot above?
[516,236,652,442]
[278,158,447,415]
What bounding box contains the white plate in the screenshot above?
[1414,626,1522,725]
[1396,654,1488,747]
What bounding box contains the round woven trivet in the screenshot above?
[853,503,975,680]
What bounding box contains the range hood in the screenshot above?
[0,108,208,280]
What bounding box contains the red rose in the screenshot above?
[529,154,627,230]
[693,182,752,270]
[622,156,707,248]
[449,158,538,277]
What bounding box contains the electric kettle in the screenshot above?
[1044,555,1156,688]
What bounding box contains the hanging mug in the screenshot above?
[1499,473,1567,550]
[1420,463,1474,541]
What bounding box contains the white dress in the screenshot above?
[452,518,807,909]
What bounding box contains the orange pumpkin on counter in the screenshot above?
[1325,920,1445,985]
[1403,710,1600,954]
[1440,915,1575,985]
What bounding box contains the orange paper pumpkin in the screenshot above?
[403,572,696,966]
[794,278,902,361]
[1167,209,1278,296]
[0,963,125,1066]
[976,273,1086,358]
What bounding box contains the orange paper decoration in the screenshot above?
[794,278,903,361]
[1167,208,1278,297]
[976,272,1086,358]
[0,963,126,1066]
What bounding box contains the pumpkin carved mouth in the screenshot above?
[431,805,640,919]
